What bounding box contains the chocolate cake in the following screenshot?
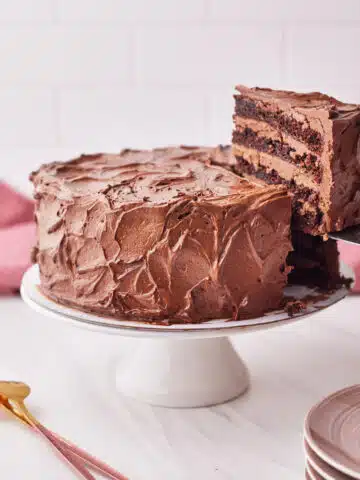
[287,230,344,290]
[231,85,360,235]
[30,147,293,324]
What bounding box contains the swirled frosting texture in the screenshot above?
[31,146,292,323]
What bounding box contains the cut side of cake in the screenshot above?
[30,147,292,324]
[287,231,345,290]
[232,85,360,235]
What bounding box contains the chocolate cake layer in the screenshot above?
[231,85,360,235]
[232,127,322,182]
[288,231,344,290]
[235,96,323,154]
[30,147,292,324]
[233,155,323,232]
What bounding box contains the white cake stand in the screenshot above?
[21,265,350,408]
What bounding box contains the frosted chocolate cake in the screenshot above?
[231,86,360,235]
[30,147,293,324]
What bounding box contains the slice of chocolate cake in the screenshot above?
[231,85,360,235]
[208,146,345,290]
[30,147,292,324]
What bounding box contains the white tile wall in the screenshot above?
[0,27,133,85]
[137,26,282,87]
[209,0,360,22]
[0,1,53,22]
[0,89,56,146]
[58,88,208,149]
[55,0,206,23]
[0,0,359,192]
[288,26,360,89]
[206,88,235,145]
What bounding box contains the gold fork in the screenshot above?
[0,381,128,480]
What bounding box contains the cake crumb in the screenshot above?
[285,300,306,317]
[30,246,39,264]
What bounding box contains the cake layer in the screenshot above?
[232,144,319,191]
[288,231,345,290]
[233,120,322,183]
[30,147,292,324]
[232,85,360,235]
[232,155,323,233]
[235,94,323,154]
[234,117,313,157]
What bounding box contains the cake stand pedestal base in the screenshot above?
[21,265,351,409]
[115,336,249,408]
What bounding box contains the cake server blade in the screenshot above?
[329,225,360,244]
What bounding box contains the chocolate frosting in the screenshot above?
[235,85,360,118]
[31,146,292,323]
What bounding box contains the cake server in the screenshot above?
[329,225,360,244]
[0,381,128,480]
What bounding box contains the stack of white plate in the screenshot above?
[304,385,360,479]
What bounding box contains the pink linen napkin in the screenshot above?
[337,241,360,293]
[0,182,36,294]
[0,181,359,295]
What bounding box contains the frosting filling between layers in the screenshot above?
[231,85,360,234]
[232,144,320,191]
[232,155,323,233]
[233,119,322,182]
[233,117,312,157]
[235,96,324,154]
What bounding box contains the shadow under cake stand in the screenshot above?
[21,265,350,408]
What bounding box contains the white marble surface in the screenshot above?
[0,293,359,479]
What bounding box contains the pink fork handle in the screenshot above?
[39,423,129,480]
[34,422,96,480]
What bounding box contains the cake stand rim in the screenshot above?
[20,264,351,339]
